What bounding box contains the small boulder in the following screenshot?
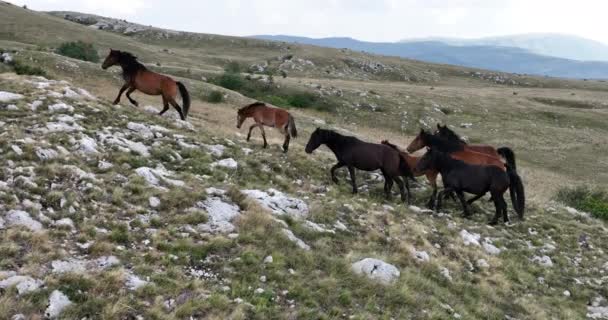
[351,258,400,285]
[45,290,72,319]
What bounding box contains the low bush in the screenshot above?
[556,186,608,220]
[56,41,99,62]
[11,60,48,76]
[207,90,224,103]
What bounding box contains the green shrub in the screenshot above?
[207,90,224,103]
[287,92,316,108]
[556,186,608,220]
[224,61,242,73]
[265,95,290,107]
[56,41,99,62]
[214,72,245,91]
[11,60,47,76]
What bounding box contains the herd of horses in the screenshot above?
[102,50,525,226]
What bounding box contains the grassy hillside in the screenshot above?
[1,2,608,319]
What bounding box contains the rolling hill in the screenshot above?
[1,2,608,319]
[254,35,608,79]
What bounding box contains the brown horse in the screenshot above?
[305,128,414,204]
[101,49,191,121]
[435,124,517,170]
[381,140,439,208]
[407,129,525,216]
[236,102,297,152]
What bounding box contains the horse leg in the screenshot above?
[394,177,408,204]
[282,133,290,153]
[247,124,256,141]
[498,193,510,224]
[330,162,345,184]
[125,87,139,107]
[466,193,486,205]
[427,173,438,209]
[456,191,472,218]
[113,84,128,105]
[169,98,185,121]
[159,96,170,115]
[347,166,358,194]
[260,126,268,148]
[489,191,502,225]
[436,187,453,212]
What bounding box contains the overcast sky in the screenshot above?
[7,0,608,44]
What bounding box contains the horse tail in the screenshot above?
[506,164,525,219]
[287,114,298,138]
[176,82,191,119]
[497,147,516,170]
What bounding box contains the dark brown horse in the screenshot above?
[407,129,525,217]
[237,102,297,152]
[381,140,439,208]
[416,149,523,225]
[435,124,517,170]
[102,49,191,121]
[305,128,414,204]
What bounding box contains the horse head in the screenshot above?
[407,129,431,153]
[101,49,120,70]
[305,128,324,154]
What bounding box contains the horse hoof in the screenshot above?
[113,101,119,105]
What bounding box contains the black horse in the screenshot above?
[416,149,524,225]
[305,128,414,204]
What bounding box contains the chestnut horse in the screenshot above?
[435,124,517,170]
[381,140,439,208]
[407,129,525,218]
[236,102,297,152]
[102,49,191,121]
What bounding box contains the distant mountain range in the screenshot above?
[253,34,608,79]
[400,34,608,62]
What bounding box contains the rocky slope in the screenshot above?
[0,73,607,319]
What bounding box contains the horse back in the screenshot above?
[450,149,505,171]
[465,144,501,159]
[255,105,289,128]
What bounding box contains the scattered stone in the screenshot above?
[0,91,23,102]
[35,148,59,161]
[476,259,490,269]
[304,220,335,234]
[282,229,310,250]
[197,196,240,234]
[532,255,554,268]
[11,145,23,156]
[460,230,481,246]
[55,218,75,229]
[254,288,265,294]
[563,290,571,297]
[351,258,400,285]
[0,275,44,295]
[412,249,430,263]
[5,210,43,231]
[264,256,273,264]
[460,123,473,129]
[79,135,99,154]
[203,144,226,157]
[483,240,501,255]
[149,196,161,208]
[48,103,74,113]
[440,267,452,281]
[243,189,309,219]
[125,272,148,290]
[211,158,238,169]
[45,290,72,319]
[136,166,184,187]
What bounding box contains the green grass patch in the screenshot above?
[556,186,608,220]
[55,41,99,63]
[210,71,338,112]
[10,59,48,76]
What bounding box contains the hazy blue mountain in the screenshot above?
[401,34,608,62]
[253,35,608,79]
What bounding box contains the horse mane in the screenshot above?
[318,128,360,145]
[439,126,467,145]
[115,50,146,74]
[239,102,266,113]
[381,140,404,152]
[421,130,463,153]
